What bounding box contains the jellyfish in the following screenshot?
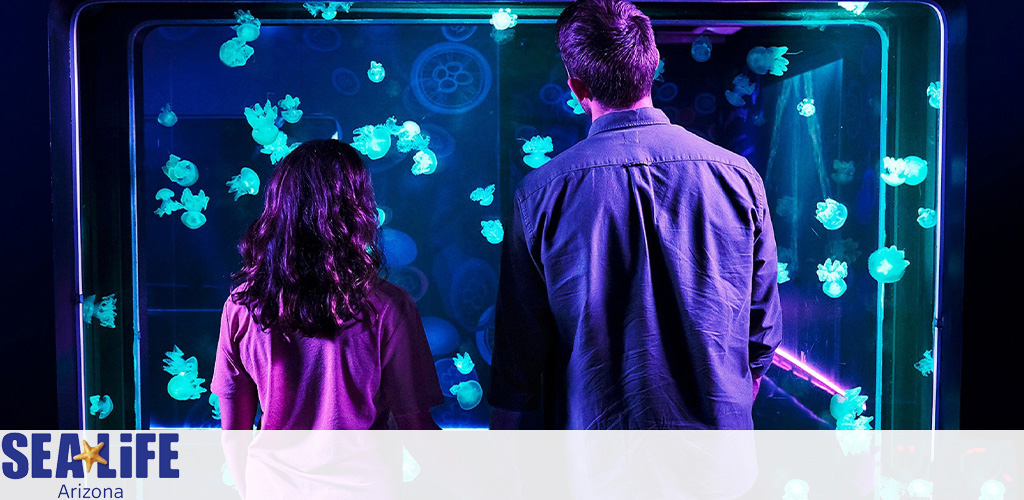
[219,37,254,68]
[157,103,178,127]
[868,245,909,283]
[232,10,261,42]
[980,480,1006,500]
[827,238,862,264]
[783,480,809,500]
[89,395,113,420]
[907,480,933,498]
[653,58,665,82]
[522,135,554,169]
[261,132,300,164]
[691,35,712,62]
[838,2,869,15]
[830,386,868,423]
[375,207,386,227]
[209,393,221,420]
[567,91,585,115]
[725,74,756,107]
[902,156,928,186]
[747,46,790,76]
[489,27,516,45]
[226,167,260,201]
[470,184,496,206]
[179,188,209,230]
[154,188,184,217]
[367,61,386,83]
[453,352,476,375]
[489,8,517,30]
[927,81,942,109]
[815,198,848,230]
[422,316,459,356]
[880,157,908,186]
[816,258,849,298]
[403,447,421,482]
[449,380,483,410]
[278,94,303,124]
[797,98,816,117]
[481,220,504,244]
[411,148,438,176]
[917,208,937,228]
[777,262,791,284]
[82,293,117,329]
[391,119,431,153]
[775,196,798,222]
[832,160,855,185]
[914,350,934,377]
[244,101,281,146]
[351,124,392,160]
[162,345,207,401]
[162,154,198,187]
[304,2,353,20]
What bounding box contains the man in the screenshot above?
[488,0,782,430]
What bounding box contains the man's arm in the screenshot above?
[749,187,782,399]
[488,195,557,429]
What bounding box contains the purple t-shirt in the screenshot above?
[212,281,443,430]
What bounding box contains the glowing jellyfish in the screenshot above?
[390,119,431,153]
[907,479,933,498]
[411,43,492,114]
[654,83,678,103]
[226,167,260,201]
[163,345,207,401]
[331,67,362,96]
[352,124,392,160]
[878,477,903,500]
[914,350,934,377]
[783,479,809,500]
[449,380,483,410]
[375,207,386,227]
[442,25,477,42]
[725,74,757,107]
[653,59,666,82]
[219,37,254,68]
[522,136,554,169]
[881,155,928,187]
[388,266,428,301]
[927,81,942,110]
[777,263,791,284]
[380,228,417,267]
[82,293,117,329]
[816,258,849,299]
[232,10,261,42]
[154,188,184,217]
[453,352,476,375]
[162,154,198,187]
[278,95,303,124]
[179,188,209,230]
[797,98,816,117]
[89,395,113,420]
[245,101,281,146]
[903,156,928,186]
[403,447,421,482]
[981,480,1006,500]
[917,208,937,229]
[490,27,516,45]
[747,46,790,76]
[411,148,438,176]
[209,393,221,420]
[691,35,712,62]
[832,160,855,185]
[157,103,178,127]
[367,61,386,83]
[422,316,459,356]
[815,198,848,230]
[489,8,517,30]
[838,2,869,15]
[470,184,496,206]
[481,220,504,244]
[868,245,909,283]
[304,2,353,20]
[261,131,300,164]
[567,91,586,115]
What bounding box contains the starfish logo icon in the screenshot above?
[73,439,107,473]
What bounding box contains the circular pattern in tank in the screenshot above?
[655,83,679,103]
[441,25,478,42]
[447,258,498,331]
[380,228,417,267]
[388,266,429,302]
[411,43,493,114]
[331,67,362,96]
[303,26,343,52]
[539,83,565,105]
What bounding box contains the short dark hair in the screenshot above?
[556,0,659,109]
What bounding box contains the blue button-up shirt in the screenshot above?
[489,107,782,429]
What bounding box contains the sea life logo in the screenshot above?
[1,432,180,482]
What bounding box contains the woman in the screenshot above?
[212,139,442,431]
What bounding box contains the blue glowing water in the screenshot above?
[422,316,459,356]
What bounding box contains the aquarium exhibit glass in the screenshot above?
[61,1,949,430]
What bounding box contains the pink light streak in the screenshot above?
[774,347,847,396]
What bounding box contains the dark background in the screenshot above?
[2,0,1019,429]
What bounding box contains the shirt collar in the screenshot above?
[588,107,671,138]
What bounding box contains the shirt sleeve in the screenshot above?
[380,293,444,416]
[211,297,257,399]
[748,182,783,383]
[487,195,558,411]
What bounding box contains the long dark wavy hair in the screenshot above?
[231,139,385,338]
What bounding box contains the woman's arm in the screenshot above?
[220,391,258,500]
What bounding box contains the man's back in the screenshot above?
[489,107,781,429]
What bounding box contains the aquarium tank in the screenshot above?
[49,1,965,430]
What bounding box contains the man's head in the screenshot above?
[556,0,660,111]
